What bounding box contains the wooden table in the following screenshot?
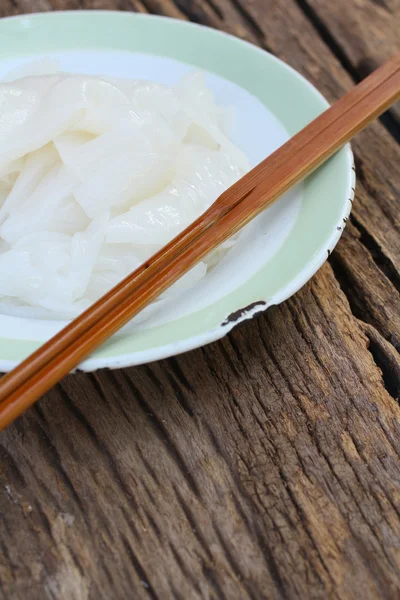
[0,1,399,598]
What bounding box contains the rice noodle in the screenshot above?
[0,70,249,319]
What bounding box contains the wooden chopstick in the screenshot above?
[0,53,398,401]
[0,53,399,429]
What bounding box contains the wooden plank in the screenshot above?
[0,1,399,599]
[1,265,400,599]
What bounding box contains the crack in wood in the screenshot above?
[203,0,224,20]
[329,252,399,349]
[351,215,400,294]
[362,324,400,401]
[328,254,399,402]
[173,0,219,25]
[340,429,400,546]
[121,534,160,599]
[140,0,182,16]
[168,357,196,393]
[229,0,267,45]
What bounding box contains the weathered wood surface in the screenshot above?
[304,0,400,125]
[0,1,399,599]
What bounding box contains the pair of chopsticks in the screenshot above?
[0,53,399,429]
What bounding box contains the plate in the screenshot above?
[0,11,354,372]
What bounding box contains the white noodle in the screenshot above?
[0,70,249,320]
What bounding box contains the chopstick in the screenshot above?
[0,53,399,429]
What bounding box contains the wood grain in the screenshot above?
[301,0,400,127]
[0,1,399,599]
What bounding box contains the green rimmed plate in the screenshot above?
[0,11,354,372]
